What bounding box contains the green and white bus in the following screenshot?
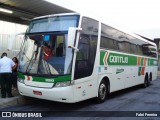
[17,13,158,103]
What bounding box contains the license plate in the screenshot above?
[33,90,42,96]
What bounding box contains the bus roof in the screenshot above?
[31,13,156,47]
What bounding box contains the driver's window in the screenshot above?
[74,17,98,80]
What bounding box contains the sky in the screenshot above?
[46,0,160,39]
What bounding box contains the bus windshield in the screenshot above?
[18,33,73,76]
[18,15,79,76]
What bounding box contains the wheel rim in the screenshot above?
[99,83,107,100]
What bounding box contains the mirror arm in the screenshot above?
[68,45,79,52]
[67,27,82,52]
[75,28,82,31]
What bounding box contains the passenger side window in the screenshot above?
[130,43,137,54]
[99,23,157,58]
[117,33,130,53]
[101,24,117,50]
[118,41,130,52]
[142,45,157,58]
[100,37,117,50]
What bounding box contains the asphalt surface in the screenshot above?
[0,77,160,120]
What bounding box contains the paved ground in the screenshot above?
[0,88,27,109]
[0,76,160,120]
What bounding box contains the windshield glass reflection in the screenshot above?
[18,33,73,76]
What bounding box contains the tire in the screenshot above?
[143,75,148,88]
[95,80,109,103]
[148,73,152,86]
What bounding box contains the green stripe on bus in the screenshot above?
[17,72,71,83]
[17,72,25,79]
[100,51,137,66]
[100,51,157,66]
[100,52,106,65]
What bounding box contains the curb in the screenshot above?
[0,89,36,109]
[0,95,36,109]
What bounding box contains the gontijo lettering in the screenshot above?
[110,55,128,64]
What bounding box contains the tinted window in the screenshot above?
[137,45,143,55]
[100,23,157,58]
[100,37,117,50]
[117,33,130,53]
[142,44,157,58]
[118,41,130,52]
[130,43,137,54]
[101,24,117,50]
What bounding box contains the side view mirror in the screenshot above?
[67,27,82,52]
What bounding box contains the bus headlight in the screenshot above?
[18,78,24,84]
[55,81,72,87]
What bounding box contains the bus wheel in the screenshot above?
[95,80,109,103]
[148,73,152,86]
[143,74,148,88]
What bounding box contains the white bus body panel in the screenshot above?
[18,82,75,103]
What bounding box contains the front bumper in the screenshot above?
[18,82,75,103]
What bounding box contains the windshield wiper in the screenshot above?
[26,43,39,73]
[38,45,52,75]
[26,53,36,73]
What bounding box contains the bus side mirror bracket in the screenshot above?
[67,27,82,52]
[68,45,79,52]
